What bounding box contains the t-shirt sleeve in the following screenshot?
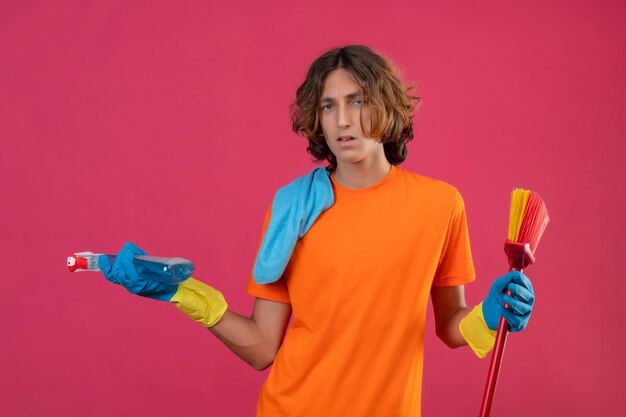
[245,206,291,303]
[433,190,476,286]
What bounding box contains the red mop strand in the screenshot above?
[479,189,549,417]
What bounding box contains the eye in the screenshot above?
[352,99,363,106]
[321,104,334,111]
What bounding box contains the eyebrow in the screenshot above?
[320,90,363,104]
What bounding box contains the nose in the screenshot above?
[336,103,351,129]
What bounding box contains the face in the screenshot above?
[319,68,386,169]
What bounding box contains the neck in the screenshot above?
[333,156,391,189]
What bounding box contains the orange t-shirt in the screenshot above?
[246,165,475,417]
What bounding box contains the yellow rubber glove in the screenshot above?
[170,278,228,328]
[459,302,497,358]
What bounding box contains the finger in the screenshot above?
[493,270,523,292]
[499,306,530,332]
[491,274,512,293]
[118,249,141,283]
[503,294,532,316]
[512,271,534,293]
[123,242,148,256]
[98,255,115,282]
[508,283,534,304]
[506,270,523,281]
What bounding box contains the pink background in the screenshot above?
[1,1,625,416]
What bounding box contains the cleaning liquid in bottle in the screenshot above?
[67,252,194,284]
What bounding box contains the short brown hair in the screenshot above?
[291,45,421,172]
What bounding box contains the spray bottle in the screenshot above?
[67,252,194,284]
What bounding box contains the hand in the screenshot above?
[482,271,535,332]
[98,242,179,301]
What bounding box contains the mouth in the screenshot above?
[337,136,355,142]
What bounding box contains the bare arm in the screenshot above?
[208,298,292,371]
[430,285,471,348]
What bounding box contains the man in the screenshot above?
[100,45,534,416]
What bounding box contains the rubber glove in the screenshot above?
[460,271,535,358]
[99,242,228,327]
[98,242,178,301]
[483,270,534,332]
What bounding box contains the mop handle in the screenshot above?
[478,266,520,417]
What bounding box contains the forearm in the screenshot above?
[172,282,292,371]
[208,309,281,371]
[431,285,472,348]
[434,296,498,358]
[435,306,472,348]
